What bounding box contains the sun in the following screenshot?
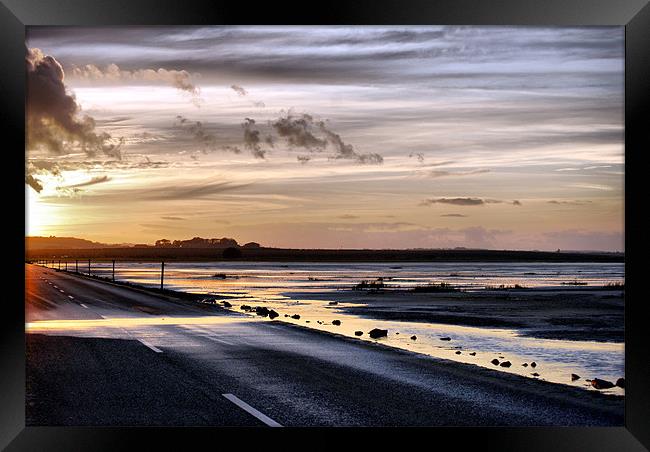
[26,187,61,237]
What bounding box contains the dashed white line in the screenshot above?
[59,289,65,293]
[222,394,283,427]
[68,295,74,299]
[138,339,163,353]
[80,303,88,308]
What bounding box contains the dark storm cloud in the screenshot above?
[26,48,123,159]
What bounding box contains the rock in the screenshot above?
[440,337,451,341]
[332,320,341,326]
[328,301,338,306]
[522,363,528,367]
[291,314,301,320]
[531,372,540,377]
[500,361,512,368]
[240,305,252,311]
[469,352,476,356]
[491,359,500,365]
[410,335,417,341]
[591,378,615,390]
[355,331,363,336]
[616,378,625,388]
[317,321,323,324]
[530,362,537,368]
[221,301,232,308]
[571,374,580,381]
[284,314,289,317]
[255,306,270,317]
[306,320,310,323]
[268,310,279,319]
[395,332,399,335]
[369,328,388,339]
[455,351,462,355]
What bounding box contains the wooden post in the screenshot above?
[65,261,68,271]
[58,260,61,270]
[160,261,165,291]
[76,260,78,273]
[88,259,91,275]
[112,260,115,281]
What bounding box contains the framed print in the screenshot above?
[2,0,649,449]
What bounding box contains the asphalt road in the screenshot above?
[25,264,624,426]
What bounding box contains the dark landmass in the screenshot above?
[26,246,624,263]
[284,288,625,343]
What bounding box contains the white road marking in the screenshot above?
[222,394,283,427]
[80,303,88,308]
[138,338,163,353]
[53,286,58,289]
[59,290,65,293]
[68,295,74,299]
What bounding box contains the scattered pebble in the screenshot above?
[291,314,301,319]
[499,361,511,368]
[531,372,540,377]
[354,331,363,336]
[491,359,500,365]
[440,337,451,341]
[332,320,341,326]
[410,335,417,341]
[571,374,580,381]
[455,351,462,355]
[469,352,476,356]
[530,362,537,368]
[591,378,615,390]
[616,377,625,388]
[522,363,528,367]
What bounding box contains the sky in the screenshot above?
[25,26,624,251]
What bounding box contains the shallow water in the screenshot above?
[76,260,625,395]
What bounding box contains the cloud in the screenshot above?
[26,48,123,159]
[161,216,185,220]
[271,113,327,150]
[440,213,467,217]
[174,115,223,153]
[26,174,43,193]
[70,63,201,104]
[142,180,248,201]
[270,112,383,164]
[242,118,268,159]
[420,197,486,206]
[337,214,359,219]
[230,84,248,96]
[547,200,592,205]
[58,175,111,189]
[427,168,490,178]
[421,197,520,206]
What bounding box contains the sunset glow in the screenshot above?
[26,26,624,250]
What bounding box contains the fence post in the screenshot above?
[58,260,61,270]
[76,260,78,273]
[112,260,115,281]
[88,259,91,275]
[65,261,68,271]
[160,261,165,291]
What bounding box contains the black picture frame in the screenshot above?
[3,0,648,449]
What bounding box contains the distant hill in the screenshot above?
[25,236,129,250]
